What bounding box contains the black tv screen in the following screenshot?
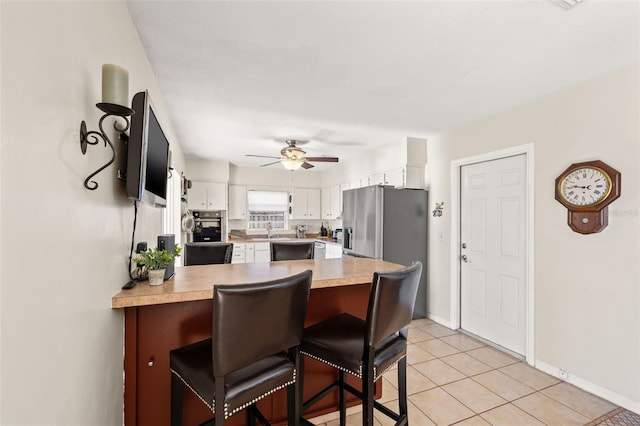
[126,91,169,208]
[145,107,168,199]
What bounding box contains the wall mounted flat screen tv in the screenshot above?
[126,91,169,208]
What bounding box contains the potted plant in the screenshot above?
[134,244,182,286]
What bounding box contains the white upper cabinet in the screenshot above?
[188,181,227,211]
[384,167,405,187]
[228,185,247,220]
[292,188,320,219]
[386,165,424,189]
[369,172,385,186]
[307,189,321,219]
[321,188,330,219]
[321,185,341,220]
[291,188,307,219]
[355,138,426,189]
[339,183,350,214]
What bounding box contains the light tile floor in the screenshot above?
[306,318,639,426]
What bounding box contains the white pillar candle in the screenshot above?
[101,64,129,106]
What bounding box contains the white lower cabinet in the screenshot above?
[253,242,270,263]
[325,242,343,259]
[232,242,270,263]
[245,244,255,263]
[232,243,254,263]
[231,243,247,263]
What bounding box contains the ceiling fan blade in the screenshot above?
[301,162,314,169]
[260,161,281,167]
[246,154,280,159]
[305,156,339,163]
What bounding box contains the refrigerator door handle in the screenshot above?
[344,228,353,250]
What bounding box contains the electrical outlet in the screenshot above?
[136,242,148,253]
[559,369,568,380]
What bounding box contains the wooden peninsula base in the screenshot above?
[112,258,404,426]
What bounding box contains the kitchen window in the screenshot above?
[247,190,288,231]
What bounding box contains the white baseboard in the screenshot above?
[426,312,453,329]
[535,359,640,414]
[424,316,640,414]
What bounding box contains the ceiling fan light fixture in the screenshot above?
[281,157,305,171]
[549,0,584,10]
[282,146,306,160]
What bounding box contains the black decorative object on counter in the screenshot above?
[80,102,134,190]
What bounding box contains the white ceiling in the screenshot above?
[127,0,639,171]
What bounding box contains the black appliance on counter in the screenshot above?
[158,234,176,280]
[191,210,226,243]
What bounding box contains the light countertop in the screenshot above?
[229,235,342,246]
[111,257,402,309]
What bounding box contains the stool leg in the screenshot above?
[362,368,374,426]
[215,379,225,426]
[289,349,300,426]
[288,380,300,426]
[398,357,408,421]
[338,370,346,426]
[171,373,183,426]
[247,405,256,426]
[298,353,306,419]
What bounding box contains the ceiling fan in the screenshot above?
[246,139,339,170]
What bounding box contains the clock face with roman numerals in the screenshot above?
[559,166,612,207]
[555,160,620,234]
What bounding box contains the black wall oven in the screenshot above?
[191,210,226,243]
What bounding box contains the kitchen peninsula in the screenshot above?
[112,257,404,425]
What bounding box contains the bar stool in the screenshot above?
[170,269,313,426]
[184,242,233,265]
[299,262,423,426]
[270,241,314,261]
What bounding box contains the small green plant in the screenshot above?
[134,244,182,270]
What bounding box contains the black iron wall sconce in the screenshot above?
[80,64,134,190]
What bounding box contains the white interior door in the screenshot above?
[460,154,527,355]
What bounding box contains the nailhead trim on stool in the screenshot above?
[301,352,402,381]
[171,369,296,419]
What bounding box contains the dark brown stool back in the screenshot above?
[299,262,423,426]
[270,241,314,261]
[184,242,233,265]
[170,269,313,426]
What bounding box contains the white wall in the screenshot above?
[230,164,321,188]
[187,158,230,182]
[426,65,640,409]
[1,1,185,424]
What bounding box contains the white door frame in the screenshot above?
[449,143,535,365]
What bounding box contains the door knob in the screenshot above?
[461,254,468,263]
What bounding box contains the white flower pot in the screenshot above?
[148,269,166,286]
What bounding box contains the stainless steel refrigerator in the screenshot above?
[342,185,428,318]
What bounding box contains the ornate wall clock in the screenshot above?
[555,160,621,234]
